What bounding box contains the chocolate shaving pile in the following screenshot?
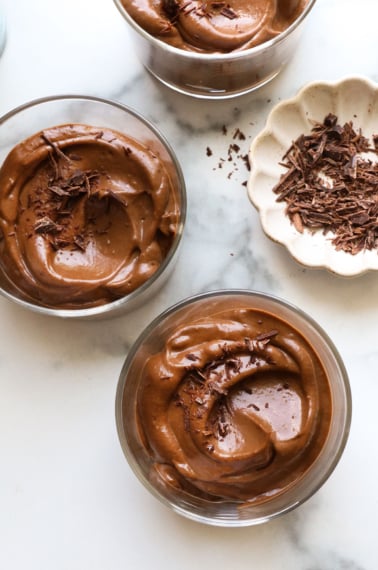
[273,113,378,255]
[32,133,101,251]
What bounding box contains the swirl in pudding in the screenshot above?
[120,0,309,53]
[136,305,332,503]
[0,124,180,308]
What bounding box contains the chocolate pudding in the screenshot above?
[120,0,309,53]
[135,303,332,504]
[114,0,315,98]
[0,124,180,309]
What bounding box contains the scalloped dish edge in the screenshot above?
[247,76,378,277]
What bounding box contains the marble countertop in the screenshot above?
[0,0,377,568]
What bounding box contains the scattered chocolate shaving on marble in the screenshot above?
[233,128,246,141]
[273,113,378,254]
[241,154,250,171]
[162,1,239,32]
[229,143,240,155]
[206,125,251,186]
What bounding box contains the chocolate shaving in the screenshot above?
[255,330,279,342]
[48,185,73,197]
[220,6,237,19]
[217,400,229,437]
[47,170,99,204]
[183,404,191,432]
[73,234,86,251]
[180,1,195,13]
[47,148,60,180]
[41,133,71,163]
[34,136,102,250]
[241,154,250,171]
[162,0,239,27]
[273,113,378,254]
[34,216,62,235]
[49,237,71,250]
[208,125,250,187]
[159,21,173,34]
[233,128,246,141]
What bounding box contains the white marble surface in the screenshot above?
[0,0,377,568]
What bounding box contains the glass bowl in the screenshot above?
[0,95,186,319]
[113,0,317,99]
[115,289,351,526]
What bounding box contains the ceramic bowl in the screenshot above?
[248,77,378,276]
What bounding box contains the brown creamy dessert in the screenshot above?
[136,305,332,503]
[120,0,309,53]
[0,124,180,309]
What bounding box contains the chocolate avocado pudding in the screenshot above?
[136,303,332,504]
[0,124,180,308]
[120,0,309,52]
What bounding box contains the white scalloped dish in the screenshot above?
[248,77,378,277]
